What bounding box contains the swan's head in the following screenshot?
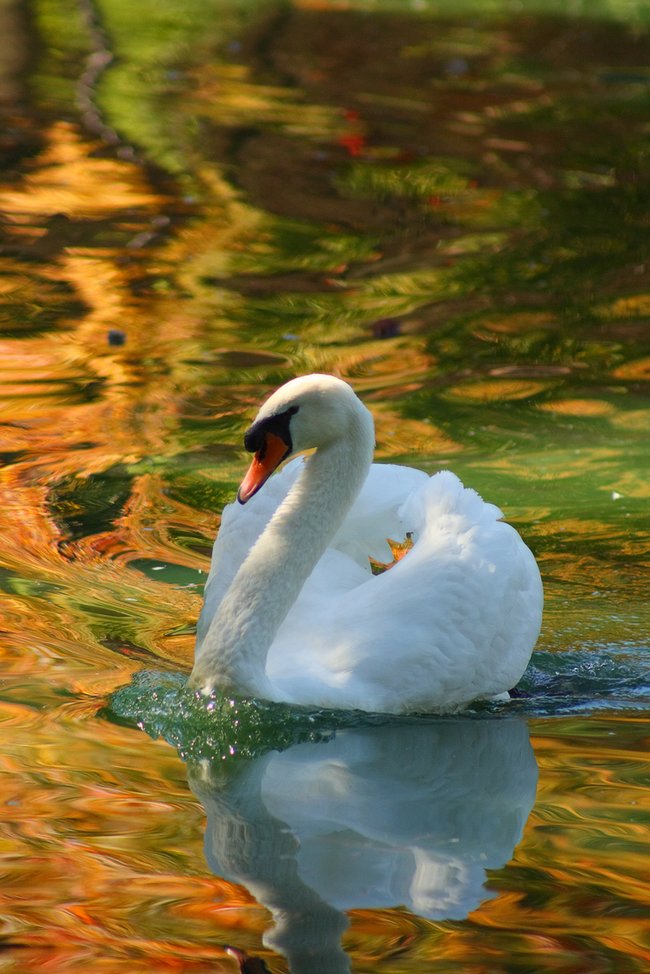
[237,374,373,504]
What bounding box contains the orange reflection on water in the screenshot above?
[0,472,199,684]
[0,703,257,973]
[445,377,552,402]
[537,398,617,418]
[613,356,650,380]
[0,120,201,484]
[0,121,162,220]
[366,718,649,973]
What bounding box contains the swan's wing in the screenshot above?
[337,471,542,708]
[332,462,429,566]
[269,470,543,712]
[195,458,304,649]
[272,462,431,630]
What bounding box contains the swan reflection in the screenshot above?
[188,717,537,973]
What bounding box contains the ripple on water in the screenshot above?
[106,645,650,763]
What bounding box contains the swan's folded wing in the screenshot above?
[269,470,542,712]
[332,462,429,566]
[333,472,540,707]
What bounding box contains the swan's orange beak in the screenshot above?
[238,433,290,504]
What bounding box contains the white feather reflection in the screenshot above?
[188,718,537,974]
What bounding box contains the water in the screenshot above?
[1,0,649,970]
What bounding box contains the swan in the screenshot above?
[189,374,543,713]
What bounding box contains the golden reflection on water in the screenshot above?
[0,122,162,219]
[1,707,648,972]
[0,703,254,972]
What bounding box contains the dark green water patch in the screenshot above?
[48,470,133,542]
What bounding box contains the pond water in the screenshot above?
[1,0,649,971]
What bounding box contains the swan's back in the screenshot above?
[197,460,542,714]
[267,470,542,713]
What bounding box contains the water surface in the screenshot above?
[1,1,649,971]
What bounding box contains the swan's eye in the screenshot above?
[243,424,264,454]
[243,405,299,454]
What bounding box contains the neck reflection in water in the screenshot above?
[187,718,538,974]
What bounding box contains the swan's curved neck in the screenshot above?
[190,411,373,698]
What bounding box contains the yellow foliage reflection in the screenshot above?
[0,122,162,220]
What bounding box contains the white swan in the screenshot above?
[189,374,543,713]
